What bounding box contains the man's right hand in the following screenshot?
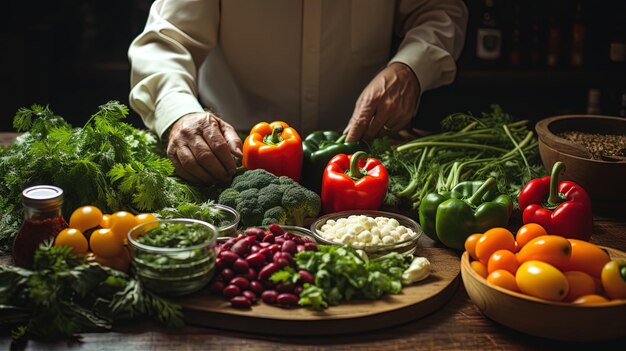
[166,112,242,184]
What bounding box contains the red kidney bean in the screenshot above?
[294,286,303,296]
[281,240,297,254]
[245,235,257,244]
[282,232,293,240]
[268,244,281,254]
[298,270,315,284]
[293,236,304,245]
[233,235,247,242]
[276,293,298,306]
[231,239,251,257]
[280,252,295,265]
[250,244,261,253]
[258,247,272,260]
[223,284,241,299]
[209,281,225,295]
[230,276,250,290]
[249,280,264,295]
[268,223,284,236]
[262,234,275,243]
[301,236,312,243]
[230,296,252,308]
[261,290,278,304]
[220,268,235,282]
[242,290,257,303]
[296,245,306,253]
[233,258,250,273]
[245,252,266,268]
[275,257,289,268]
[274,237,285,246]
[215,257,225,270]
[245,227,265,238]
[259,242,271,248]
[276,283,294,293]
[218,250,239,264]
[304,242,317,251]
[258,262,280,281]
[245,268,258,281]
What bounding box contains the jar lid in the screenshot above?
[22,185,64,209]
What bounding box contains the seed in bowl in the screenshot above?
[318,215,417,246]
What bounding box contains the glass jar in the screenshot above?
[12,185,69,268]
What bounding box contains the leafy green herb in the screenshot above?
[157,201,226,226]
[0,102,216,254]
[272,245,410,309]
[0,242,183,339]
[137,222,213,248]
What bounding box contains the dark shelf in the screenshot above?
[456,68,626,87]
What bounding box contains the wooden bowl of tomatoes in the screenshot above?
[460,225,626,342]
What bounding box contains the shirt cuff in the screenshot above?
[389,40,457,93]
[154,92,204,139]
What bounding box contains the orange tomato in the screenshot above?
[487,249,519,275]
[572,294,609,304]
[69,206,104,232]
[465,233,482,261]
[516,235,572,271]
[109,211,139,243]
[563,239,610,278]
[471,260,488,278]
[563,271,597,302]
[516,261,569,302]
[515,223,548,249]
[88,249,131,273]
[136,213,158,226]
[101,214,111,228]
[487,269,520,292]
[54,228,89,255]
[89,228,124,257]
[475,227,516,265]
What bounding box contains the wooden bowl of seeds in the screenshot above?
[535,115,626,215]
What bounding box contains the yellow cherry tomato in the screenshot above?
[69,206,104,232]
[516,235,572,271]
[471,260,488,279]
[101,214,111,228]
[515,223,548,249]
[109,211,139,243]
[601,259,626,300]
[54,228,89,255]
[475,227,516,265]
[89,228,123,257]
[564,271,597,302]
[516,260,569,302]
[487,269,520,292]
[572,294,609,304]
[464,233,483,261]
[136,213,158,227]
[563,239,610,278]
[487,249,519,275]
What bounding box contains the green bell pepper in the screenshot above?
[301,131,364,194]
[418,177,513,250]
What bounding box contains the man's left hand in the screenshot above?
[344,62,420,142]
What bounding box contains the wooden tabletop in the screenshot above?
[1,132,625,350]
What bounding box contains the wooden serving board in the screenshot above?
[176,246,460,335]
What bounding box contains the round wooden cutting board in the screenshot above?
[176,246,460,335]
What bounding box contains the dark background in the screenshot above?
[1,0,625,132]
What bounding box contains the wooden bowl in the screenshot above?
[535,115,626,215]
[461,247,626,341]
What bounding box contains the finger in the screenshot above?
[365,99,393,140]
[203,118,238,178]
[189,138,231,183]
[169,151,204,183]
[345,103,376,142]
[177,146,215,184]
[219,119,243,158]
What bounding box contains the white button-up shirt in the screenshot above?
[129,0,468,138]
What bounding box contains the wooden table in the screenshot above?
[1,132,625,350]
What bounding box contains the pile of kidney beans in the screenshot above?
[210,223,318,308]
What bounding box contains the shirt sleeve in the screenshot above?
[128,0,220,138]
[390,0,469,93]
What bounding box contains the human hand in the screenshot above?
[166,112,242,184]
[344,62,420,142]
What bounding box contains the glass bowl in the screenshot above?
[212,204,240,237]
[127,218,218,296]
[310,210,422,257]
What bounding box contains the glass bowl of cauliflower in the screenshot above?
[310,210,423,257]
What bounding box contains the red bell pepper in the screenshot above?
[242,121,303,182]
[321,151,389,213]
[518,161,593,241]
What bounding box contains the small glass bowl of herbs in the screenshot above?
[157,202,240,237]
[128,218,218,296]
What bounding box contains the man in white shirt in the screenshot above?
[129,0,468,184]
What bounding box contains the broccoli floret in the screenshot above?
[231,169,279,192]
[281,184,321,227]
[262,206,287,226]
[217,169,321,227]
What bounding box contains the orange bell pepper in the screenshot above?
[242,121,303,181]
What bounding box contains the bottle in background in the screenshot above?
[476,0,503,63]
[528,2,544,68]
[508,1,523,67]
[586,88,601,115]
[570,0,586,68]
